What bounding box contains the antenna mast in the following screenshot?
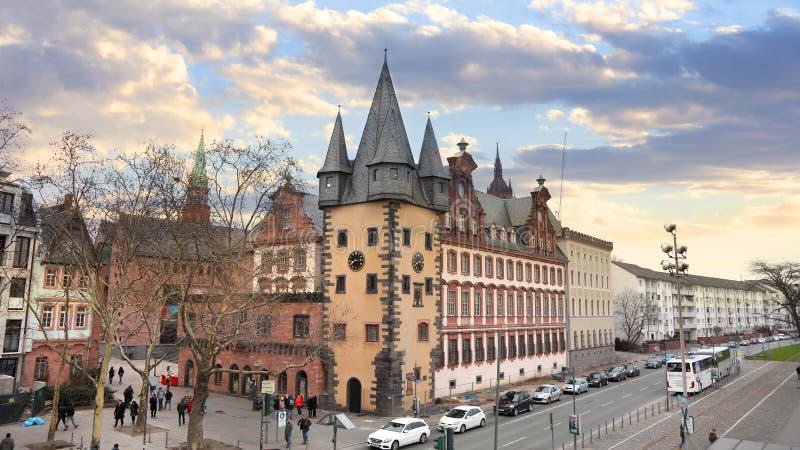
[557,131,567,222]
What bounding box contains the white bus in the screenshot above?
[666,355,716,394]
[691,346,736,380]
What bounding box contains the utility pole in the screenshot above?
[571,365,577,450]
[492,330,501,450]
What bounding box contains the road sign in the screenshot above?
[277,410,287,428]
[261,380,274,394]
[686,416,695,434]
[569,413,581,435]
[678,395,692,405]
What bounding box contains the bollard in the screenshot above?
[645,406,647,419]
[598,424,600,439]
[590,430,593,444]
[165,431,169,448]
[652,404,655,417]
[629,412,632,424]
[637,409,640,422]
[70,432,74,446]
[621,416,624,429]
[612,417,615,431]
[562,442,565,450]
[582,433,584,448]
[80,436,83,449]
[605,419,608,435]
[659,402,662,414]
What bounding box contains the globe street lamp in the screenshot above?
[661,223,691,450]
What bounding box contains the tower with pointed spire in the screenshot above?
[417,116,450,210]
[487,143,513,199]
[317,109,352,206]
[182,131,211,223]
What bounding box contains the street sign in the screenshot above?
[261,380,274,394]
[277,410,287,428]
[568,413,581,435]
[686,416,695,434]
[678,395,692,405]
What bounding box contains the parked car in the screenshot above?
[587,372,608,387]
[563,378,589,395]
[368,418,430,449]
[739,340,749,346]
[495,391,534,416]
[725,341,737,348]
[532,384,562,404]
[608,367,627,381]
[661,353,676,363]
[624,364,640,377]
[765,336,774,343]
[437,406,486,433]
[749,338,759,344]
[644,358,663,369]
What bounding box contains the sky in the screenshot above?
[2,0,799,280]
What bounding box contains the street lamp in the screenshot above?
[661,223,691,450]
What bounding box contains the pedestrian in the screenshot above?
[796,365,800,381]
[149,393,158,418]
[709,428,718,443]
[113,400,126,427]
[112,444,120,450]
[298,414,311,445]
[273,395,281,413]
[164,387,173,410]
[65,403,78,429]
[279,395,285,412]
[108,366,115,384]
[286,394,295,419]
[117,366,124,384]
[177,400,186,426]
[129,400,139,425]
[679,423,686,448]
[284,417,293,448]
[295,393,304,417]
[123,385,134,405]
[57,403,67,430]
[156,387,165,411]
[307,394,317,418]
[0,433,13,450]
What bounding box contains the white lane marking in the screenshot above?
[652,382,663,386]
[640,387,648,392]
[607,362,769,449]
[544,421,563,430]
[622,393,632,399]
[721,370,796,437]
[601,401,614,407]
[502,437,527,447]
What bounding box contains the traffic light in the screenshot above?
[433,436,445,449]
[264,394,274,415]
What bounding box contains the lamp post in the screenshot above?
[660,223,690,450]
[492,330,501,450]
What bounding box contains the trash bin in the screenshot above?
[252,397,263,411]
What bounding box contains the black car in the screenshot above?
[608,367,627,381]
[496,391,534,416]
[644,358,662,369]
[624,364,640,377]
[587,372,608,387]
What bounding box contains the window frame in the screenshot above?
[292,315,310,339]
[365,323,380,343]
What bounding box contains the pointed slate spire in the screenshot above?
[189,130,207,185]
[365,58,415,168]
[493,142,502,179]
[318,109,352,175]
[182,130,210,223]
[417,117,449,179]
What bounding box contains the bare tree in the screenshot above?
[615,287,654,346]
[712,325,723,336]
[750,260,800,335]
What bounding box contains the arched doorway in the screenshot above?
[229,364,239,394]
[242,365,252,396]
[295,370,308,398]
[346,378,361,413]
[184,360,194,387]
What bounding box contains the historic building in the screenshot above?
[0,172,38,389]
[23,195,99,387]
[557,228,614,372]
[612,261,783,342]
[317,57,447,414]
[437,144,568,397]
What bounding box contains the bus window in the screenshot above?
[667,362,689,372]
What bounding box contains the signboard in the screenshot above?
[261,380,274,394]
[685,416,695,434]
[277,410,287,428]
[568,413,581,435]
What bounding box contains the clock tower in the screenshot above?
[318,55,448,415]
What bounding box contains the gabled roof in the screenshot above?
[301,193,323,233]
[417,117,450,179]
[474,192,562,234]
[38,203,97,266]
[318,111,352,175]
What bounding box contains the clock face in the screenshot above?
[412,252,424,273]
[348,251,365,272]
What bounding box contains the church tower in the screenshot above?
[487,143,513,199]
[182,131,210,223]
[318,55,446,415]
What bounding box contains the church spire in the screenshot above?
[318,109,352,175]
[182,131,211,223]
[487,142,513,199]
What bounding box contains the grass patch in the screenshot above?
[748,343,800,361]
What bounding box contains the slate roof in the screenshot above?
[301,193,323,233]
[318,111,352,175]
[38,204,96,266]
[474,191,562,235]
[417,117,450,179]
[612,261,766,291]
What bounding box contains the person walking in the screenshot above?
[123,385,134,405]
[284,417,293,449]
[112,444,120,450]
[129,400,139,426]
[117,366,124,384]
[65,403,78,429]
[108,366,115,384]
[0,433,13,450]
[164,388,173,410]
[113,401,126,427]
[279,395,286,412]
[57,403,67,431]
[156,387,165,411]
[149,393,158,418]
[679,423,686,448]
[307,394,317,418]
[795,365,800,381]
[298,414,311,445]
[286,394,295,419]
[177,399,186,426]
[273,395,281,413]
[709,428,718,443]
[295,393,304,417]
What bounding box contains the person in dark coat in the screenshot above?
[57,404,67,430]
[129,400,139,425]
[65,403,77,429]
[285,394,295,419]
[176,400,186,426]
[149,393,158,418]
[284,418,293,448]
[164,388,173,410]
[0,433,14,450]
[298,415,311,445]
[123,385,134,405]
[108,366,115,384]
[117,366,124,384]
[273,395,280,413]
[307,394,317,418]
[113,401,126,427]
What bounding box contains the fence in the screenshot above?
[0,391,31,425]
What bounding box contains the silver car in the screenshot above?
[532,384,562,404]
[563,378,589,395]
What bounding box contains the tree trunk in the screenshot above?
[135,346,154,432]
[92,342,113,448]
[47,361,64,441]
[187,371,210,450]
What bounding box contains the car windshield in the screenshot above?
[648,359,659,362]
[445,409,466,418]
[667,362,690,373]
[535,386,550,393]
[613,367,624,372]
[381,422,406,432]
[590,374,601,379]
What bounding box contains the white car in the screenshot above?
[532,384,562,404]
[367,418,430,450]
[563,378,589,395]
[437,406,486,433]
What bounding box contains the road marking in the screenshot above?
[622,393,632,399]
[721,370,796,437]
[544,421,563,430]
[583,410,591,415]
[502,437,527,447]
[652,382,662,386]
[601,401,613,407]
[639,387,648,392]
[607,362,769,450]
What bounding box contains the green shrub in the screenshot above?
[47,384,115,406]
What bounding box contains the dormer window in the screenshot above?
[0,192,13,214]
[281,209,291,230]
[439,182,445,193]
[471,218,477,234]
[390,168,398,180]
[325,176,333,188]
[445,212,451,229]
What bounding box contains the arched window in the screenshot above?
[228,364,240,394]
[291,277,306,293]
[417,323,429,342]
[214,364,223,385]
[573,331,578,350]
[242,365,252,395]
[580,331,585,349]
[278,372,288,394]
[275,278,289,293]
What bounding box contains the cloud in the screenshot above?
[530,0,695,32]
[546,109,565,121]
[713,25,742,34]
[440,133,481,159]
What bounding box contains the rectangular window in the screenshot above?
[332,323,347,340]
[3,320,21,352]
[293,315,310,338]
[499,335,507,359]
[557,269,563,286]
[424,278,433,295]
[535,294,542,316]
[402,228,411,247]
[336,230,348,247]
[45,268,57,288]
[545,333,552,353]
[537,334,543,355]
[471,217,477,234]
[75,306,87,328]
[535,266,541,283]
[447,291,456,316]
[486,257,493,277]
[62,271,72,289]
[550,268,556,285]
[528,334,535,355]
[257,315,272,337]
[474,255,481,275]
[486,293,494,317]
[390,168,398,180]
[462,338,472,363]
[473,292,482,317]
[413,286,422,307]
[516,262,523,281]
[447,251,456,272]
[516,293,523,316]
[448,339,459,365]
[9,277,25,298]
[506,260,513,280]
[508,335,516,358]
[0,193,13,213]
[506,293,514,316]
[325,176,333,188]
[460,253,469,274]
[497,293,504,316]
[13,236,30,268]
[401,275,410,294]
[543,266,549,284]
[487,336,496,360]
[295,251,306,270]
[59,307,68,328]
[365,323,380,342]
[424,232,432,250]
[282,209,291,230]
[366,274,378,294]
[526,294,532,316]
[70,354,82,375]
[525,264,532,282]
[560,332,566,352]
[496,258,504,278]
[461,291,469,317]
[0,235,5,265]
[475,337,484,361]
[34,356,48,382]
[518,335,526,357]
[335,275,346,294]
[368,228,378,246]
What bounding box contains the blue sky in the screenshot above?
[2,0,799,279]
